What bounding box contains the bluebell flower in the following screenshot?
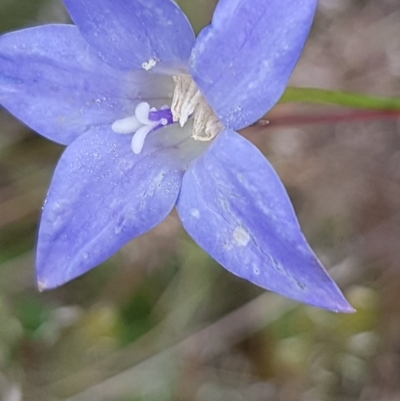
[0,0,353,312]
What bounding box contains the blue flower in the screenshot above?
[0,0,353,312]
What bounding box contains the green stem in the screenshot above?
[281,87,400,110]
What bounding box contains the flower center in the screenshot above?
[111,75,223,154]
[111,102,174,154]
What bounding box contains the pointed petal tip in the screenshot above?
[36,272,64,292]
[268,280,355,314]
[321,279,356,314]
[37,280,46,292]
[324,302,356,314]
[332,300,356,314]
[312,292,356,314]
[296,275,355,313]
[37,278,57,292]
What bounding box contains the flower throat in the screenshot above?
[111,75,223,154]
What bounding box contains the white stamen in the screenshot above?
[131,125,154,154]
[172,76,202,127]
[171,75,224,140]
[193,102,224,141]
[111,115,141,134]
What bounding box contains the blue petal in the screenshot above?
[63,0,195,72]
[37,126,185,289]
[177,129,353,312]
[189,0,318,130]
[0,25,173,145]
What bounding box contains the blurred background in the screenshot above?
[1,0,400,400]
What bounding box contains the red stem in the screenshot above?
[266,109,400,128]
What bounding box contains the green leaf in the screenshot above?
[280,87,400,110]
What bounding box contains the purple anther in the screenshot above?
[148,108,174,125]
